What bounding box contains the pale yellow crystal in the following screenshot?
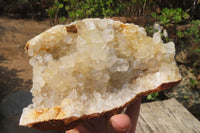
[20,18,181,126]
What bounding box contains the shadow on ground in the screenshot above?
[0,55,63,133]
[0,55,30,101]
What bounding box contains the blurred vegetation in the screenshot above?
[151,8,189,25]
[44,0,199,24]
[0,0,199,20]
[177,20,200,90]
[177,20,200,44]
[46,0,126,24]
[0,0,53,19]
[147,92,159,101]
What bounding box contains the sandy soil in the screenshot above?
[0,17,51,101]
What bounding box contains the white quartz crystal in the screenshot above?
[20,18,181,126]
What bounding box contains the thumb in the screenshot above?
[109,114,132,133]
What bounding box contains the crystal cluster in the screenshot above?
[20,18,181,125]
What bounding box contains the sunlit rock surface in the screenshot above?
[20,18,181,126]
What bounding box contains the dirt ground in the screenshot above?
[0,17,51,101]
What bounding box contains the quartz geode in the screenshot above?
[20,18,181,130]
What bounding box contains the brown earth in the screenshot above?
[0,17,51,101]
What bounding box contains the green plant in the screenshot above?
[152,8,189,25]
[183,95,189,99]
[147,92,159,101]
[150,8,189,43]
[68,0,125,19]
[144,26,155,36]
[189,78,200,90]
[176,20,200,69]
[144,25,171,43]
[182,20,200,43]
[46,0,67,25]
[46,0,126,24]
[176,30,183,38]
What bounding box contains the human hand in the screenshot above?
[66,98,141,133]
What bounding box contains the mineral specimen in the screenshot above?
[19,18,181,130]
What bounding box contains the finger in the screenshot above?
[65,128,80,133]
[125,98,141,133]
[65,125,89,133]
[76,125,90,133]
[109,114,132,133]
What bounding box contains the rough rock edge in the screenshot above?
[22,80,181,131]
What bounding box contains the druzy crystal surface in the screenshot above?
[20,18,181,125]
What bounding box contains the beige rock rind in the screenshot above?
[19,18,181,130]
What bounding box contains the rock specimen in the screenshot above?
[19,18,181,130]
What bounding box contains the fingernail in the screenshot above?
[111,121,130,133]
[110,115,131,133]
